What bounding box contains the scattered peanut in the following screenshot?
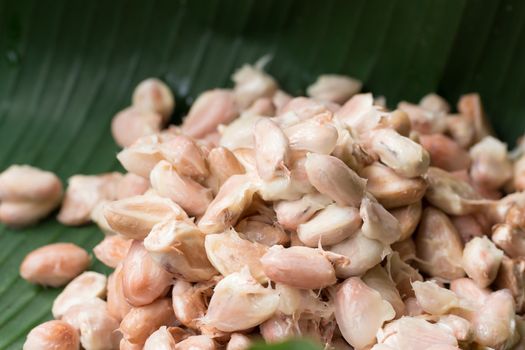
[23,320,79,350]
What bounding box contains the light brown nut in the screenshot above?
[202,268,279,332]
[206,146,245,193]
[121,241,173,306]
[494,256,525,313]
[378,110,411,137]
[469,136,513,190]
[425,167,487,215]
[390,201,422,241]
[360,162,427,208]
[397,101,447,135]
[283,116,339,154]
[93,234,132,268]
[260,245,337,289]
[305,153,366,207]
[411,280,460,315]
[20,243,90,287]
[391,238,417,262]
[415,207,465,280]
[492,223,525,259]
[117,135,165,178]
[0,165,62,202]
[306,74,362,104]
[330,231,390,278]
[462,236,503,287]
[111,107,162,147]
[144,219,217,282]
[486,192,525,225]
[335,277,395,349]
[205,229,267,282]
[120,298,176,345]
[132,78,175,123]
[58,173,122,226]
[62,299,121,350]
[52,271,107,319]
[182,89,238,138]
[226,333,252,350]
[360,196,401,245]
[445,115,475,149]
[254,118,289,181]
[143,326,177,350]
[232,64,278,110]
[175,335,217,350]
[368,128,430,178]
[0,200,62,228]
[107,263,132,321]
[159,135,209,181]
[297,204,361,247]
[198,174,258,234]
[104,194,187,240]
[457,93,493,143]
[273,193,332,231]
[450,214,485,244]
[23,320,79,350]
[150,160,212,217]
[386,253,423,299]
[362,265,405,318]
[419,93,450,114]
[419,134,471,171]
[172,279,207,330]
[235,215,289,246]
[116,173,150,200]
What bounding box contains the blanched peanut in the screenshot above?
[390,201,422,240]
[58,173,122,225]
[494,256,525,313]
[330,231,390,278]
[307,74,362,104]
[391,238,416,261]
[159,135,209,181]
[144,218,217,282]
[284,116,338,154]
[462,236,503,287]
[117,135,165,178]
[404,297,424,316]
[144,326,177,350]
[470,136,513,190]
[93,234,132,268]
[226,333,252,350]
[297,204,361,247]
[386,253,423,299]
[435,314,473,343]
[397,101,447,135]
[450,214,485,243]
[492,223,525,258]
[415,207,464,280]
[120,339,143,350]
[245,97,275,116]
[419,134,471,171]
[62,299,120,350]
[20,243,90,287]
[23,320,79,350]
[232,64,277,110]
[150,160,212,217]
[111,107,162,147]
[411,280,460,315]
[202,268,279,332]
[120,298,176,345]
[132,78,175,123]
[182,89,238,138]
[360,196,401,245]
[335,277,395,349]
[362,265,405,318]
[0,165,62,202]
[198,174,258,234]
[457,93,492,143]
[175,335,217,350]
[272,90,292,114]
[514,154,525,191]
[259,314,300,343]
[235,215,289,246]
[172,279,207,329]
[121,241,173,306]
[206,146,245,193]
[278,97,335,126]
[368,128,430,178]
[273,193,332,231]
[445,115,475,149]
[254,118,289,181]
[0,200,62,228]
[220,114,262,151]
[90,201,117,235]
[450,277,490,307]
[205,229,267,282]
[332,129,378,171]
[378,109,412,137]
[107,263,132,321]
[305,153,366,207]
[335,93,380,134]
[52,271,107,319]
[360,162,427,209]
[419,93,450,114]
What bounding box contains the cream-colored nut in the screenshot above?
[278,97,335,126]
[446,115,475,149]
[362,265,405,318]
[272,90,292,114]
[335,93,380,135]
[360,162,427,208]
[469,136,513,190]
[23,320,79,350]
[206,146,245,194]
[232,147,257,174]
[419,134,471,171]
[391,238,416,262]
[62,298,121,350]
[245,97,275,116]
[397,101,447,135]
[491,223,525,259]
[117,135,165,178]
[450,277,490,308]
[120,339,143,350]
[111,107,162,148]
[104,194,187,240]
[0,164,62,202]
[20,243,90,287]
[171,279,207,330]
[132,78,175,122]
[378,109,412,137]
[297,203,361,247]
[226,333,252,350]
[121,240,173,306]
[182,89,238,138]
[283,116,339,154]
[462,236,503,287]
[435,314,473,343]
[514,154,525,192]
[205,229,267,282]
[116,173,150,200]
[144,218,217,282]
[390,201,422,240]
[419,93,450,113]
[202,268,279,332]
[106,264,131,322]
[273,193,332,231]
[90,201,117,235]
[232,64,278,110]
[150,160,212,217]
[219,114,262,151]
[159,134,209,181]
[254,118,289,181]
[307,74,362,104]
[457,93,493,143]
[58,173,122,226]
[260,245,337,289]
[52,271,107,319]
[93,234,132,268]
[0,200,61,228]
[259,314,301,344]
[120,298,176,345]
[415,207,465,280]
[368,128,430,178]
[494,256,525,313]
[143,326,177,350]
[411,280,460,315]
[450,214,485,243]
[335,277,395,349]
[235,215,289,246]
[360,196,401,245]
[386,253,423,299]
[305,153,366,207]
[175,335,217,350]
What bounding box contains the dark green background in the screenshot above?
[0,0,524,348]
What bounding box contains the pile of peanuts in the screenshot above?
[4,62,525,350]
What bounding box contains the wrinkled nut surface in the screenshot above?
[23,320,80,350]
[20,243,90,287]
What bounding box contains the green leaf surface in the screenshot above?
[0,0,524,348]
